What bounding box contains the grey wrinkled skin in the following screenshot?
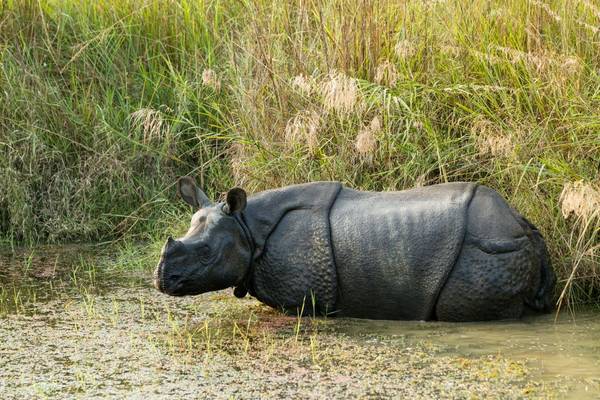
[155,178,556,322]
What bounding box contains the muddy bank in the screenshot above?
[0,246,599,399]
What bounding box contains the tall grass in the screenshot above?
[0,0,237,243]
[1,0,598,306]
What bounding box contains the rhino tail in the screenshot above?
[518,215,556,313]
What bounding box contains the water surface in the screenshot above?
[337,312,600,398]
[1,245,598,399]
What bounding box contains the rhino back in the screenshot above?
[330,183,477,320]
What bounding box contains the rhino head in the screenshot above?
[154,176,252,297]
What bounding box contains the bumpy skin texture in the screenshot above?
[435,186,556,321]
[250,209,338,314]
[241,182,342,315]
[239,181,555,321]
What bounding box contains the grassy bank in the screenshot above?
[0,0,598,307]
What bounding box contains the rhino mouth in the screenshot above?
[154,262,164,292]
[154,257,195,296]
[153,260,166,292]
[154,239,177,293]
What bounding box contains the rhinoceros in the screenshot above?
[154,177,555,321]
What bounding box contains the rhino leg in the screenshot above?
[434,238,536,321]
[434,186,547,322]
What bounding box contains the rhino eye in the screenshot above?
[195,244,212,261]
[197,244,211,254]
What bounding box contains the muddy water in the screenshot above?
[1,245,599,399]
[337,313,600,398]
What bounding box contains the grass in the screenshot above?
[0,0,599,307]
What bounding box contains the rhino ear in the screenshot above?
[177,176,212,208]
[225,187,247,214]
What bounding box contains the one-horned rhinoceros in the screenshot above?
[154,177,555,321]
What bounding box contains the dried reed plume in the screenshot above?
[561,56,583,77]
[319,72,359,113]
[487,46,581,76]
[489,8,508,19]
[284,111,321,154]
[291,74,315,95]
[442,45,504,65]
[443,44,579,76]
[471,118,514,158]
[581,0,600,19]
[530,0,561,22]
[576,19,600,34]
[492,45,548,71]
[414,173,427,188]
[395,40,416,59]
[440,45,461,57]
[412,120,424,130]
[202,68,221,91]
[129,108,165,145]
[443,84,513,94]
[423,0,448,7]
[559,181,600,221]
[374,61,399,87]
[355,116,381,161]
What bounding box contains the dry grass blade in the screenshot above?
[129,108,166,145]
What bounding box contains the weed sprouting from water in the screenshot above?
[81,289,98,319]
[146,296,332,369]
[0,286,25,315]
[295,298,307,343]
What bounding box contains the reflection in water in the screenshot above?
[1,245,599,398]
[0,244,102,314]
[0,244,144,315]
